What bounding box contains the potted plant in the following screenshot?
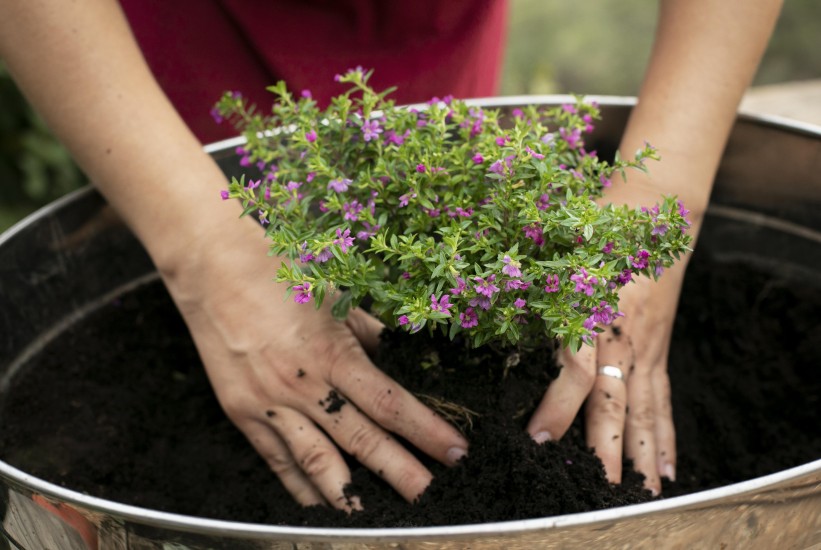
[1,85,819,548]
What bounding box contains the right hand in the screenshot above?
[160,216,469,510]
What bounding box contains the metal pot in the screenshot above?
[1,98,819,549]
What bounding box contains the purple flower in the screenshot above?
[416,163,427,173]
[562,103,577,114]
[299,242,315,263]
[327,178,351,193]
[430,294,453,315]
[505,279,531,292]
[361,119,383,142]
[210,107,223,124]
[651,224,669,236]
[384,129,409,146]
[589,301,621,326]
[258,209,269,225]
[316,248,333,263]
[460,307,479,328]
[536,194,550,211]
[495,135,510,146]
[474,275,500,297]
[616,269,633,285]
[544,274,560,293]
[285,180,302,192]
[342,200,363,221]
[525,146,545,160]
[523,223,545,247]
[398,192,416,207]
[570,268,598,296]
[305,130,317,143]
[450,277,467,295]
[301,89,312,99]
[246,179,261,191]
[630,249,650,270]
[469,296,492,311]
[293,283,312,304]
[600,173,612,188]
[356,221,380,241]
[511,108,524,118]
[502,255,522,277]
[559,127,582,149]
[472,153,484,164]
[334,228,355,253]
[489,160,505,174]
[220,190,229,200]
[514,298,527,309]
[398,315,410,326]
[602,242,614,254]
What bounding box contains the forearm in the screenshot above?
[610,0,783,231]
[0,0,238,272]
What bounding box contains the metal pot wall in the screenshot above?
[1,98,819,549]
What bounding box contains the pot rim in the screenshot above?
[2,95,820,542]
[1,458,819,540]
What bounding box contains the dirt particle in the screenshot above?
[265,410,276,418]
[612,435,620,440]
[612,326,622,337]
[625,406,630,414]
[297,369,306,378]
[320,390,347,413]
[640,440,645,446]
[604,391,611,399]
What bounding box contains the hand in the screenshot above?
[161,219,468,510]
[526,262,687,495]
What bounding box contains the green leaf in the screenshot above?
[331,291,353,320]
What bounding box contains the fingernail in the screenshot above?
[446,446,467,465]
[532,431,553,444]
[650,487,660,497]
[663,462,676,482]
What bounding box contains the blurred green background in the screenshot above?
[1,0,819,231]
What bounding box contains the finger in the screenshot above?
[262,407,360,511]
[329,353,468,468]
[308,389,435,502]
[242,420,327,507]
[652,365,676,482]
[625,369,662,495]
[584,325,634,482]
[344,308,384,355]
[585,373,627,484]
[527,344,596,443]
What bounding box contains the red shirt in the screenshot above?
[120,0,508,143]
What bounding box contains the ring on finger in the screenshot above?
[597,364,626,382]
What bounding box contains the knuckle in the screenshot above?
[298,445,336,479]
[392,467,430,502]
[266,451,300,477]
[369,387,402,424]
[627,404,656,430]
[590,393,627,420]
[347,423,385,462]
[569,362,596,390]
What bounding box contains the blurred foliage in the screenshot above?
[501,0,821,95]
[0,63,85,230]
[1,0,819,230]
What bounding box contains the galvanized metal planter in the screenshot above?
[1,98,820,549]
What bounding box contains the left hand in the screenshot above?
[526,261,687,495]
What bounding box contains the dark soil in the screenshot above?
[1,253,819,527]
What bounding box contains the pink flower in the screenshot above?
[334,228,355,253]
[469,296,492,310]
[525,146,545,160]
[316,248,333,263]
[523,223,545,247]
[293,283,312,304]
[502,255,522,277]
[474,275,500,297]
[398,315,410,326]
[602,242,614,254]
[327,178,351,193]
[460,307,479,328]
[472,153,484,164]
[361,119,383,142]
[398,192,416,207]
[630,249,650,270]
[536,194,550,211]
[342,200,363,221]
[430,294,453,315]
[305,130,317,143]
[416,163,427,173]
[301,89,312,99]
[449,277,467,295]
[544,274,560,293]
[505,279,531,292]
[514,298,527,309]
[299,242,315,263]
[220,190,229,200]
[570,268,598,296]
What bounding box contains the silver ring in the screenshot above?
[597,365,625,382]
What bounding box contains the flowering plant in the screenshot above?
[214,68,691,352]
